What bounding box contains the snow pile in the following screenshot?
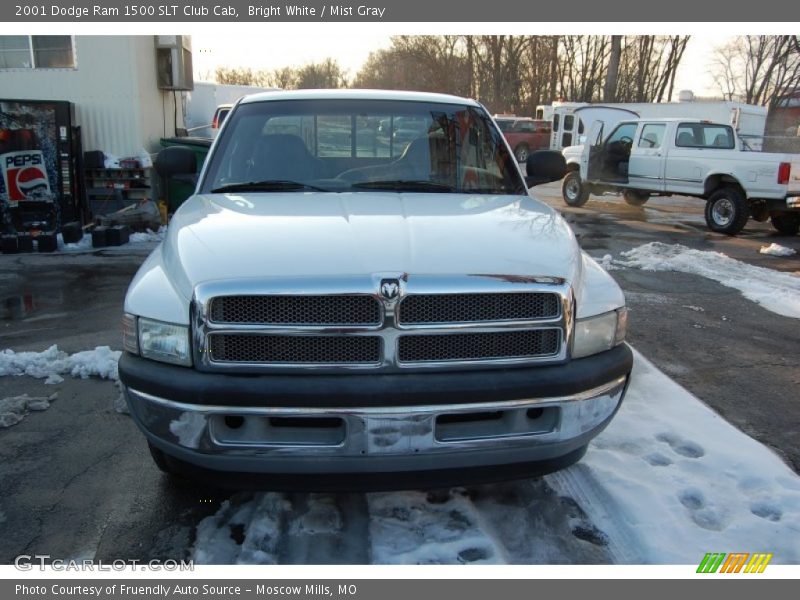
[130,226,167,243]
[759,243,797,257]
[0,345,120,384]
[194,495,291,565]
[0,393,57,428]
[554,350,800,564]
[595,254,620,271]
[56,233,93,252]
[367,490,504,564]
[617,242,800,318]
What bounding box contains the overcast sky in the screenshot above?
[192,34,732,103]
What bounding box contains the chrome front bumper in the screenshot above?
[124,375,628,474]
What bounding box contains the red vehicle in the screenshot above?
[495,116,552,162]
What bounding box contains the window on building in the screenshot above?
[0,36,75,69]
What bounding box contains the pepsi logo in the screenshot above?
[16,166,49,194]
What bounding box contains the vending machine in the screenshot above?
[0,99,82,235]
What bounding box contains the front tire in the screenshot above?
[562,171,590,207]
[623,189,650,206]
[705,187,749,235]
[514,144,530,163]
[770,213,800,236]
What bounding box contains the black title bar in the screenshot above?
[3,0,800,21]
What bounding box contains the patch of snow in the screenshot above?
[681,305,705,312]
[759,243,797,257]
[595,254,620,271]
[56,233,93,252]
[193,495,291,564]
[0,345,125,416]
[130,226,167,244]
[0,344,120,382]
[367,489,505,564]
[617,242,800,318]
[0,393,57,428]
[567,349,800,563]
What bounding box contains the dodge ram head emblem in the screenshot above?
[380,279,400,300]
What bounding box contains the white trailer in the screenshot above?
[184,82,280,137]
[539,93,769,151]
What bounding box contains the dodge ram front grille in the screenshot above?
[209,295,381,326]
[398,329,561,363]
[398,292,560,324]
[208,334,382,364]
[195,278,570,372]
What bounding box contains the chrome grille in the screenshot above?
[208,334,382,364]
[209,295,381,326]
[398,329,560,363]
[398,292,560,324]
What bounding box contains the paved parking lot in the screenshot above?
[0,189,798,563]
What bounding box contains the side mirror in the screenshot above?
[524,150,567,187]
[154,146,197,178]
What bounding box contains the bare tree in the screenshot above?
[712,36,800,106]
[615,36,690,102]
[604,35,622,102]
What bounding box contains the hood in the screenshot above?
[161,192,583,300]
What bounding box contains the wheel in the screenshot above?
[704,187,749,235]
[770,213,800,236]
[623,189,650,206]
[562,171,590,207]
[514,144,530,163]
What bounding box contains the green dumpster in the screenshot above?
[159,137,212,212]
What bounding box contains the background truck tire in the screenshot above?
[704,187,749,235]
[770,213,800,236]
[562,171,591,207]
[514,144,530,163]
[623,189,650,206]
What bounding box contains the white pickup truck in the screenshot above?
[119,90,633,489]
[561,108,800,235]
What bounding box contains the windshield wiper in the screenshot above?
[210,180,328,193]
[350,180,457,193]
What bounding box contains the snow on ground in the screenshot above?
[129,226,167,243]
[0,393,57,428]
[56,233,93,252]
[0,345,127,418]
[760,243,797,257]
[552,349,800,564]
[0,344,120,383]
[53,226,166,252]
[608,242,800,318]
[189,349,800,564]
[593,254,619,271]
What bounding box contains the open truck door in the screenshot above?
[576,105,639,182]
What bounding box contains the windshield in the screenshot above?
[201,98,525,195]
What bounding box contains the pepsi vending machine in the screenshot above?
[0,99,81,237]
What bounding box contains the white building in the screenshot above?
[0,35,189,157]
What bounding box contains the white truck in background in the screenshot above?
[560,109,800,236]
[539,93,768,151]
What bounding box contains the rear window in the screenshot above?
[675,123,735,149]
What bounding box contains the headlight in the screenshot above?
[136,317,192,366]
[572,308,627,359]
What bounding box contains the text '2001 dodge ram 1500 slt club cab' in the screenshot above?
[119,90,633,489]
